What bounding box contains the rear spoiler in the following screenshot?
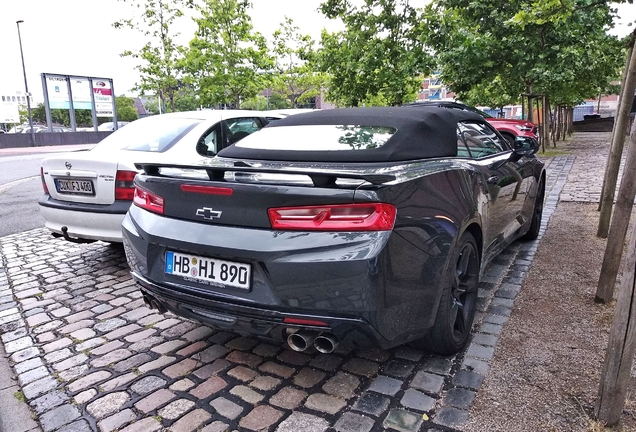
[134,162,396,186]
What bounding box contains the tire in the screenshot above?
[521,178,545,241]
[413,232,480,355]
[501,133,515,147]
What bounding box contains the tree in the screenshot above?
[241,93,292,110]
[270,17,329,108]
[114,95,140,122]
[318,0,433,106]
[182,0,271,108]
[421,0,624,121]
[113,0,190,112]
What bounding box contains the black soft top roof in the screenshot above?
[218,106,486,163]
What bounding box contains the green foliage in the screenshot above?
[318,0,433,106]
[421,0,625,109]
[240,93,292,110]
[18,104,29,124]
[182,0,272,108]
[270,17,329,107]
[114,0,190,112]
[13,391,25,402]
[114,95,140,122]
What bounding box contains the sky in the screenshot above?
[0,0,634,105]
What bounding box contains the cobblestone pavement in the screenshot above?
[559,132,617,203]
[0,139,599,432]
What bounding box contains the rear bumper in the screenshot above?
[122,205,451,349]
[130,270,390,349]
[38,195,130,242]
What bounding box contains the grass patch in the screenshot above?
[13,390,25,402]
[537,148,570,158]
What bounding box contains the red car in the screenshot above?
[404,101,538,146]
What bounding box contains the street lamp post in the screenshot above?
[16,20,35,146]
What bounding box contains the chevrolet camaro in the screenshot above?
[122,107,544,355]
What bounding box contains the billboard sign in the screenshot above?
[93,80,114,117]
[0,101,20,123]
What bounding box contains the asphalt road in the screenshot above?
[0,153,49,237]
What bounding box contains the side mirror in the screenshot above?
[513,136,539,156]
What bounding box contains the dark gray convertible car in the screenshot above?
[122,107,544,355]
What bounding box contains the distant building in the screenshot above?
[0,89,31,125]
[418,74,455,101]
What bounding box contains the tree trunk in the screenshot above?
[551,104,557,145]
[544,96,552,149]
[597,37,636,238]
[595,213,636,425]
[599,32,636,211]
[596,119,636,303]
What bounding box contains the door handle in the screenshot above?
[486,176,499,184]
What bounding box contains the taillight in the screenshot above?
[40,167,49,195]
[133,186,164,215]
[115,170,137,200]
[283,317,329,327]
[180,184,234,196]
[268,203,396,231]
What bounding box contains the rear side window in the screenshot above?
[457,121,505,158]
[235,125,397,151]
[92,117,200,152]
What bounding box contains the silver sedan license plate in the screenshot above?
[165,251,251,290]
[55,179,94,195]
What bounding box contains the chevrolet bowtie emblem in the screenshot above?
[196,207,222,220]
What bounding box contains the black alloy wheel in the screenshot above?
[450,240,479,342]
[521,178,545,241]
[414,232,479,355]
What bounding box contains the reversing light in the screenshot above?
[115,170,137,200]
[268,203,396,231]
[133,186,164,215]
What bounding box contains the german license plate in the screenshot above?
[55,179,94,195]
[165,251,251,290]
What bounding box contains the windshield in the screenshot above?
[92,116,201,152]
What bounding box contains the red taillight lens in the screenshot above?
[180,184,233,196]
[268,203,396,231]
[115,170,137,200]
[283,317,329,327]
[133,186,164,215]
[40,167,49,195]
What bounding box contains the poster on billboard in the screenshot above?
[71,79,92,110]
[46,75,70,109]
[93,80,114,117]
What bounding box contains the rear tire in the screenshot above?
[521,178,545,241]
[412,232,479,355]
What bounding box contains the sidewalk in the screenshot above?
[0,133,614,432]
[0,144,94,156]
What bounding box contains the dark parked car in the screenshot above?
[404,100,539,146]
[123,107,544,355]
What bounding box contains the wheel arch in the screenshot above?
[464,222,483,264]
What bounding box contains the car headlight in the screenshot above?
[515,124,534,132]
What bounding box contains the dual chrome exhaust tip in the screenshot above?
[287,330,338,354]
[142,292,167,314]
